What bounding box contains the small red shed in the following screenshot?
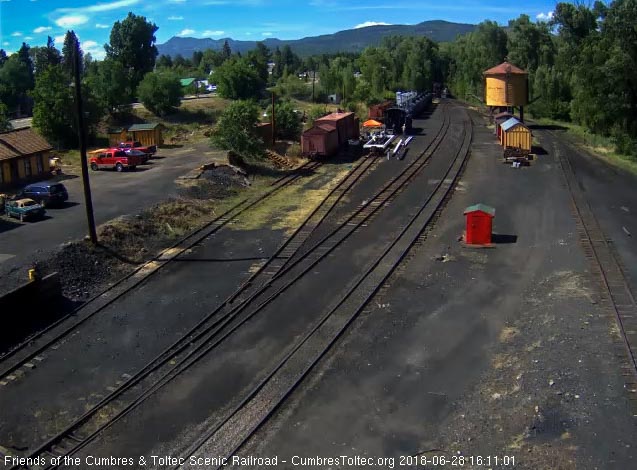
[464,204,495,245]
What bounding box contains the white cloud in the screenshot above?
[33,26,52,33]
[11,32,22,37]
[168,15,184,20]
[95,23,110,28]
[202,30,224,37]
[2,42,9,46]
[57,0,139,13]
[178,29,196,36]
[54,35,66,45]
[25,36,34,40]
[354,21,391,29]
[536,11,554,21]
[55,15,89,28]
[82,40,106,60]
[168,0,186,3]
[261,32,272,36]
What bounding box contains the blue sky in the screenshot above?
[0,0,561,58]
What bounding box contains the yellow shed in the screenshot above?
[483,61,529,108]
[127,123,164,147]
[107,128,129,147]
[500,117,532,153]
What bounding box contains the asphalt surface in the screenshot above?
[0,143,215,288]
[532,127,637,294]
[3,103,637,469]
[0,156,364,455]
[233,110,637,469]
[66,105,468,463]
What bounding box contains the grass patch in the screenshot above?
[231,164,351,233]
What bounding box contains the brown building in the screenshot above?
[0,128,53,189]
[107,123,164,147]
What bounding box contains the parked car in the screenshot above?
[121,148,150,164]
[89,149,143,172]
[5,198,46,222]
[117,141,157,158]
[19,182,69,207]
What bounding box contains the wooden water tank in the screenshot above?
[483,61,528,107]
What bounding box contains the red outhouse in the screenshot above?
[464,204,495,245]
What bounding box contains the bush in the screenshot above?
[137,71,183,116]
[211,100,265,159]
[269,100,302,140]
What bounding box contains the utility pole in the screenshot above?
[312,70,316,103]
[73,37,97,244]
[271,92,276,147]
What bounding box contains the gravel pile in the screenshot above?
[38,241,129,301]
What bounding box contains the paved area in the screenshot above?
[4,104,637,469]
[71,105,467,462]
[233,110,637,469]
[0,142,215,288]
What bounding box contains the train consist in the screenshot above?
[383,92,432,134]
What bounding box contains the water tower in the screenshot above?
[483,61,529,122]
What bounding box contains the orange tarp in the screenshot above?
[363,119,383,128]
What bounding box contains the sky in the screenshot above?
[0,0,561,59]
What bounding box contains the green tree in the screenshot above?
[0,49,7,67]
[269,100,302,140]
[31,36,62,76]
[137,71,183,116]
[62,31,82,78]
[106,12,158,91]
[212,57,264,100]
[87,59,132,114]
[211,100,264,158]
[222,40,232,60]
[31,64,73,146]
[0,103,11,131]
[0,54,34,110]
[156,54,173,69]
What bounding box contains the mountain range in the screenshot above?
[157,20,476,58]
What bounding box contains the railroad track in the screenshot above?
[177,110,473,468]
[0,160,321,378]
[0,153,376,469]
[552,135,637,399]
[4,105,454,469]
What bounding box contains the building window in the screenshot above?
[36,155,44,173]
[24,158,32,177]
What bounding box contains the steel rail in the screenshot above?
[22,105,453,469]
[0,161,321,378]
[181,112,473,467]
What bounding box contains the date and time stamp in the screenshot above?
[5,453,517,468]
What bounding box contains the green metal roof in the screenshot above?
[464,203,495,217]
[127,123,161,131]
[180,78,196,87]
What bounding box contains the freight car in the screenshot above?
[383,93,432,134]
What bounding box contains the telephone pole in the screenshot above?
[271,92,276,147]
[73,37,97,244]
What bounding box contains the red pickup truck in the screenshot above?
[89,149,142,172]
[118,141,157,157]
